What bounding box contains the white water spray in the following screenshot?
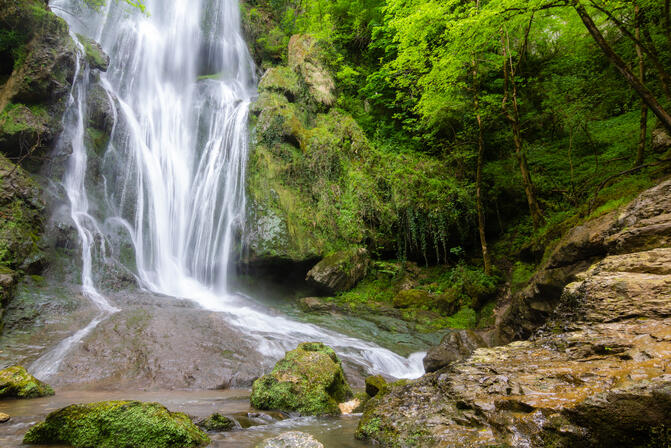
[38,0,424,380]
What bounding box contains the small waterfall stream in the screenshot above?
[33,0,424,381]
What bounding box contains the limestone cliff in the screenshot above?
[357,179,671,447]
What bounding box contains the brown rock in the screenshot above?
[306,248,370,294]
[423,330,488,373]
[0,412,9,423]
[358,239,671,447]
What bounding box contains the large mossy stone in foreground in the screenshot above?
[23,401,210,448]
[0,365,54,399]
[250,342,353,416]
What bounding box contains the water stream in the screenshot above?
[31,0,424,383]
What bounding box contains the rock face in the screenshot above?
[306,248,370,293]
[0,0,77,169]
[250,342,353,415]
[23,400,210,448]
[0,365,53,399]
[357,245,671,446]
[500,179,671,341]
[288,34,335,106]
[423,330,488,373]
[256,431,325,448]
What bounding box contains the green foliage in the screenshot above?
[23,401,209,448]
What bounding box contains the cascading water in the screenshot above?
[36,0,424,380]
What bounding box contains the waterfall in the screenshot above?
[35,0,424,380]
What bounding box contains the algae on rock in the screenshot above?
[0,365,54,399]
[23,400,210,448]
[250,342,353,415]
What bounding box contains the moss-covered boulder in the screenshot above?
[250,342,353,416]
[196,413,235,432]
[288,35,335,107]
[0,365,54,399]
[306,247,370,293]
[23,400,210,448]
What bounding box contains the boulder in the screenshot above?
[287,34,335,107]
[306,248,370,294]
[0,412,9,423]
[652,125,671,151]
[357,247,671,447]
[423,330,488,373]
[196,413,235,432]
[250,342,353,415]
[23,400,210,448]
[0,365,54,399]
[255,431,324,448]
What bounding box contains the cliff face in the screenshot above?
[0,0,78,328]
[357,179,671,447]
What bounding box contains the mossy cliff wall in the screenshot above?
[242,30,474,268]
[0,0,78,328]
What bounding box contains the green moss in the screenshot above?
[0,365,54,399]
[76,34,108,70]
[250,342,353,415]
[259,66,301,97]
[23,401,210,448]
[197,413,234,432]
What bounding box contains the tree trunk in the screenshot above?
[473,61,491,276]
[574,3,671,132]
[635,4,647,166]
[501,30,545,230]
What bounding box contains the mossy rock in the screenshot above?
[306,247,371,293]
[23,400,210,448]
[196,413,235,432]
[250,342,353,416]
[76,34,109,71]
[259,66,301,100]
[0,365,54,399]
[364,375,387,398]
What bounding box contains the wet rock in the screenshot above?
[197,413,234,432]
[306,248,370,294]
[76,34,109,71]
[288,35,335,107]
[501,179,671,341]
[357,245,671,447]
[231,410,287,428]
[250,342,353,415]
[23,400,210,448]
[0,365,54,399]
[256,431,324,448]
[0,0,77,167]
[0,411,9,423]
[0,155,45,275]
[48,293,267,390]
[365,375,387,398]
[423,330,488,373]
[298,296,335,313]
